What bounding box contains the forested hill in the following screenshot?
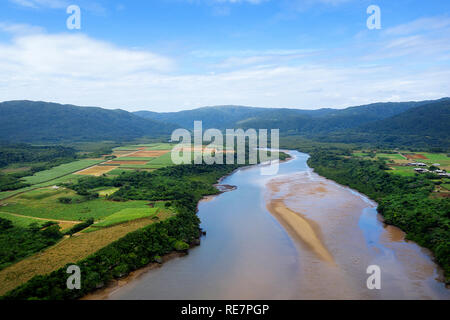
[134,106,274,129]
[0,101,176,143]
[359,100,450,137]
[134,98,448,133]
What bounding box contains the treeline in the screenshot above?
[0,219,63,271]
[1,163,240,299]
[0,143,77,168]
[308,150,450,282]
[0,143,79,192]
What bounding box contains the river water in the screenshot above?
[106,151,449,300]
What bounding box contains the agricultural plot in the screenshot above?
[386,166,416,177]
[90,207,159,229]
[376,153,406,160]
[0,174,82,201]
[75,165,118,176]
[0,211,48,228]
[0,217,157,297]
[354,150,450,177]
[105,160,149,165]
[22,160,103,185]
[0,187,150,221]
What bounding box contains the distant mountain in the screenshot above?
[1,98,448,146]
[0,101,176,143]
[134,106,274,129]
[135,99,447,133]
[315,100,450,148]
[359,100,450,137]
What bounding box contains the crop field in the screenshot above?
[0,188,151,221]
[113,157,155,161]
[0,217,158,297]
[128,150,170,157]
[376,153,407,160]
[90,207,159,229]
[0,174,82,201]
[96,187,120,197]
[106,168,135,176]
[0,211,48,228]
[404,153,428,160]
[22,160,103,185]
[75,165,118,176]
[105,160,149,165]
[386,166,416,177]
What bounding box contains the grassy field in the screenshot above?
[96,187,120,197]
[91,207,159,228]
[114,157,155,161]
[22,160,103,185]
[0,174,82,201]
[387,166,416,177]
[0,187,150,221]
[146,152,175,166]
[376,153,406,160]
[0,211,48,228]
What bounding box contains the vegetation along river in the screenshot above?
[100,151,449,299]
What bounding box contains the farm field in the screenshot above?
[0,211,48,228]
[0,216,159,297]
[0,187,151,221]
[75,165,118,176]
[23,159,103,185]
[386,166,416,177]
[0,174,82,201]
[353,150,450,177]
[102,143,176,170]
[90,207,159,229]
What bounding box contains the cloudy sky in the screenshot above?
[0,0,450,111]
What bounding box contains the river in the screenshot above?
[102,150,449,300]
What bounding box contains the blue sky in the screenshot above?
[1,0,450,111]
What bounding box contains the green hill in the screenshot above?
[360,100,450,137]
[0,101,176,143]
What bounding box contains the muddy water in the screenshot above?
[106,151,449,300]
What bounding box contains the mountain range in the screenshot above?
[0,98,449,147]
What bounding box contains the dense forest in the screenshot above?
[307,149,450,282]
[0,219,63,271]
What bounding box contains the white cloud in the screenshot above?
[0,16,449,112]
[384,16,450,36]
[9,0,68,9]
[0,22,44,35]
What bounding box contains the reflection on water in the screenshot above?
[107,151,449,300]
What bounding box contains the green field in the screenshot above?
[91,207,159,228]
[0,211,47,228]
[115,157,155,161]
[376,153,406,160]
[106,168,135,176]
[0,174,82,200]
[96,187,120,197]
[146,152,175,166]
[387,166,416,177]
[0,187,150,221]
[22,159,102,185]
